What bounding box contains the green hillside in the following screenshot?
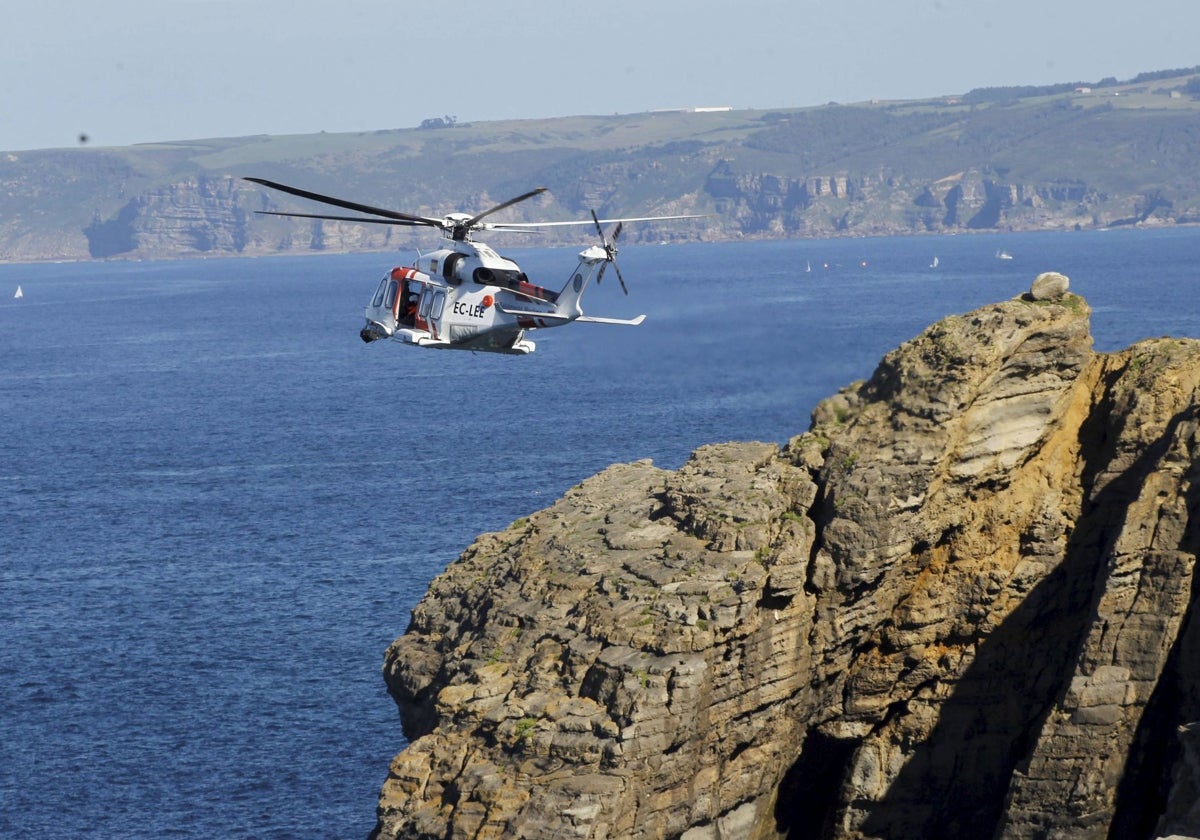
[2,68,1198,261]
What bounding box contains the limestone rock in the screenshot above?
[1030,270,1070,301]
[371,288,1200,840]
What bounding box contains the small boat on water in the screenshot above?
[995,250,1013,260]
[14,285,23,299]
[930,256,939,268]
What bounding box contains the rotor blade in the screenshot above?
[481,225,546,235]
[255,210,428,226]
[596,260,607,285]
[487,213,709,229]
[590,209,605,242]
[505,288,557,305]
[613,260,629,295]
[464,187,548,228]
[244,177,440,226]
[611,221,623,244]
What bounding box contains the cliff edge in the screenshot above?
[372,275,1200,840]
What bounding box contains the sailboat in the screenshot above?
[805,260,812,273]
[930,256,939,268]
[14,285,23,299]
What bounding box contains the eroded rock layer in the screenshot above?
[372,288,1200,840]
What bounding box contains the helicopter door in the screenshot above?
[413,286,447,339]
[363,274,400,336]
[381,278,401,330]
[391,269,421,326]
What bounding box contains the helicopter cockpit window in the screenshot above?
[383,280,399,310]
[371,277,389,308]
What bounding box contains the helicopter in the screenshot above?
[244,177,703,355]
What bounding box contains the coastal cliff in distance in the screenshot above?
[3,68,1200,262]
[372,274,1200,840]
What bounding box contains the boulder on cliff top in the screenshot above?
[1029,270,1070,301]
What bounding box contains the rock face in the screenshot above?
[372,287,1200,840]
[80,176,409,259]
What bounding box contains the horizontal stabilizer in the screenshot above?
[576,314,646,326]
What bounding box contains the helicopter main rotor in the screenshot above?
[245,177,705,243]
[244,177,549,242]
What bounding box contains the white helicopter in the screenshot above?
[244,178,702,355]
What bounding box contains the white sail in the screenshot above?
[14,285,22,299]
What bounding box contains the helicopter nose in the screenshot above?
[360,322,389,343]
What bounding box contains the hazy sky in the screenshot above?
[3,0,1197,151]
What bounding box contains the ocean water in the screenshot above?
[2,227,1198,838]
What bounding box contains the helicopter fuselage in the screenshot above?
[360,239,608,355]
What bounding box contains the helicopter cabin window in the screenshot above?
[383,279,399,310]
[415,288,447,321]
[371,277,389,308]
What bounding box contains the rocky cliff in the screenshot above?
[371,275,1200,840]
[702,163,1175,239]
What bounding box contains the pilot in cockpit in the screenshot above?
[400,285,419,325]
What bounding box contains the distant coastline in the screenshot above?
[2,67,1198,264]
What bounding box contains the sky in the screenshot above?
[3,0,1198,152]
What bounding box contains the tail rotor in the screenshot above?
[590,210,628,295]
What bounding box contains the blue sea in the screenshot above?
[3,228,1199,838]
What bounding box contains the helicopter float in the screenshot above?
[244,177,702,355]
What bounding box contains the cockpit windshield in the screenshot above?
[371,276,389,308]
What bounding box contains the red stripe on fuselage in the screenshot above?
[518,280,557,303]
